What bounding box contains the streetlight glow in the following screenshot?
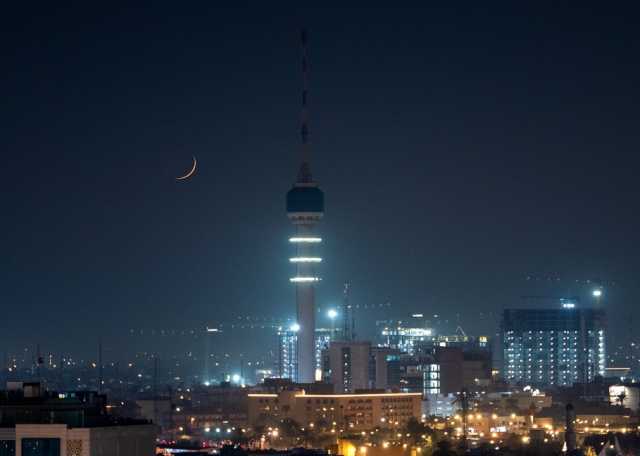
[593,289,603,298]
[327,309,338,319]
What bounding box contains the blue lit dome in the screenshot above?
[286,185,324,213]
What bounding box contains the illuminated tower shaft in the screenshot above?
[286,29,324,383]
[288,216,322,383]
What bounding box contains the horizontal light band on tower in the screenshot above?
[289,237,322,243]
[290,277,321,283]
[289,257,322,263]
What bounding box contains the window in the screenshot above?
[0,440,15,456]
[22,439,60,456]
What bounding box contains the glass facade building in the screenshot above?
[278,327,335,382]
[277,327,298,381]
[502,307,606,387]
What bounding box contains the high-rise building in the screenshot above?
[314,328,332,375]
[502,305,606,387]
[369,347,401,390]
[323,341,371,393]
[277,325,299,381]
[378,316,489,356]
[381,326,433,355]
[278,326,332,382]
[286,30,324,383]
[378,315,432,355]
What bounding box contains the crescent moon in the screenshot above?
[176,156,197,181]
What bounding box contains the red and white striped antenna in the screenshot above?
[297,28,313,183]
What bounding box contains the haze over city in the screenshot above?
[3,4,638,359]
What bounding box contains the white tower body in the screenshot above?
[287,186,323,383]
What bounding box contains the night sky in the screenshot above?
[2,4,639,357]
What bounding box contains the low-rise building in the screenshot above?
[0,382,156,455]
[534,403,639,434]
[425,393,458,417]
[0,423,155,456]
[609,384,640,411]
[247,390,422,431]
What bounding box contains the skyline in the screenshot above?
[2,4,639,355]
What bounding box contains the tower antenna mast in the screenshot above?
[298,28,313,183]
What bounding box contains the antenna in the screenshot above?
[297,28,313,183]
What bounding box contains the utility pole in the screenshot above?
[36,344,42,385]
[457,388,470,452]
[341,282,354,341]
[153,355,159,425]
[98,339,103,395]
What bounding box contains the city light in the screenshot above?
[9,15,628,456]
[290,323,301,332]
[289,237,322,243]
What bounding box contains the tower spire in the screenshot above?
[298,28,313,183]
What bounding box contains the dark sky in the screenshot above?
[2,4,639,357]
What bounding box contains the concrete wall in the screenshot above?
[328,341,371,393]
[88,425,156,456]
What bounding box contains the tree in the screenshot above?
[404,417,434,446]
[432,439,457,456]
[279,418,303,443]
